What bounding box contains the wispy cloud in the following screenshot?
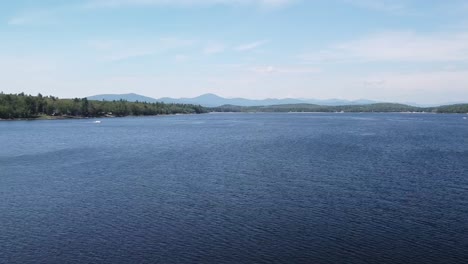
[301,31,468,63]
[0,55,60,73]
[341,0,466,16]
[7,9,58,26]
[235,40,269,51]
[106,49,156,62]
[87,37,196,62]
[85,0,295,8]
[343,0,407,14]
[354,69,468,103]
[250,65,320,74]
[203,43,225,54]
[7,17,28,25]
[175,54,190,62]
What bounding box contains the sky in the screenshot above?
[1,0,468,104]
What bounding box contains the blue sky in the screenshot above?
[1,0,468,104]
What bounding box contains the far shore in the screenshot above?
[2,111,468,121]
[0,115,103,121]
[0,113,200,121]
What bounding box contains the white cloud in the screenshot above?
[344,0,468,17]
[87,40,154,61]
[203,43,225,54]
[363,78,386,86]
[352,70,468,103]
[250,65,320,74]
[85,0,295,8]
[235,40,269,51]
[0,54,78,97]
[7,9,58,26]
[86,37,196,62]
[302,31,468,63]
[7,17,28,25]
[259,0,295,7]
[0,55,60,74]
[87,40,115,50]
[371,70,468,92]
[107,49,156,61]
[175,54,189,62]
[343,0,406,13]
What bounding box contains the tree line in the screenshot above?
[210,103,468,114]
[2,92,467,119]
[0,92,207,119]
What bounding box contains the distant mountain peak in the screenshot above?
[87,93,382,107]
[87,93,159,103]
[196,93,223,99]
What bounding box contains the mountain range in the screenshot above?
[87,93,380,107]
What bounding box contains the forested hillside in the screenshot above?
[0,92,207,119]
[431,104,468,113]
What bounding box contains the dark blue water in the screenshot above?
[1,113,467,264]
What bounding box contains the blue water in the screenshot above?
[1,113,467,264]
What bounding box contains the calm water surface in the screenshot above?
[1,113,467,264]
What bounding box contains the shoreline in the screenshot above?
[3,111,467,121]
[0,113,201,121]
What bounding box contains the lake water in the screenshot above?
[1,113,467,264]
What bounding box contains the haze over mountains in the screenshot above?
[87,93,380,107]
